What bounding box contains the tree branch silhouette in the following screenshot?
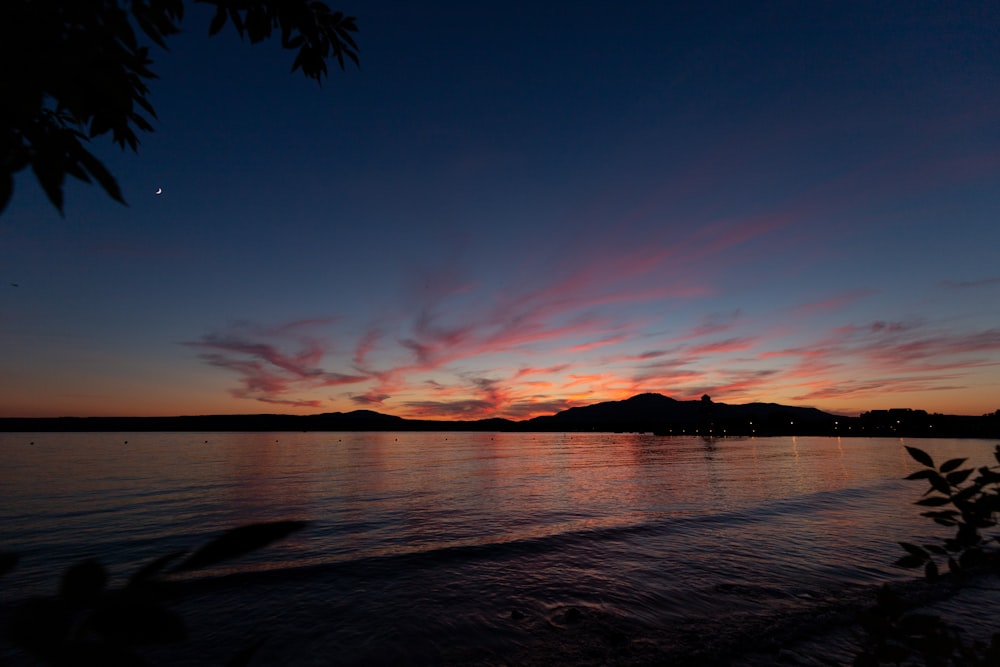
[0,1,359,216]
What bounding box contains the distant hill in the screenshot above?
[0,409,516,433]
[1,393,997,437]
[526,393,837,435]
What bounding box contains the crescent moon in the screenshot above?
[155,187,163,195]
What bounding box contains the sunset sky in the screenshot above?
[2,1,999,419]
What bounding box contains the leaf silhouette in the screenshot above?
[938,457,967,473]
[927,472,951,495]
[945,468,974,486]
[905,446,934,468]
[172,521,307,573]
[0,173,12,215]
[209,7,228,35]
[31,158,65,215]
[899,542,929,559]
[951,485,981,503]
[915,496,951,506]
[894,554,925,568]
[76,143,126,204]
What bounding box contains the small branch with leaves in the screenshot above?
[895,445,1000,579]
[854,444,1000,666]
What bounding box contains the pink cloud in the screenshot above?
[184,324,368,407]
[185,150,1000,422]
[565,334,631,353]
[685,369,782,401]
[511,364,571,379]
[739,320,1000,409]
[331,204,785,411]
[791,376,968,402]
[351,392,392,406]
[403,399,498,419]
[500,397,577,419]
[684,337,758,356]
[787,289,876,318]
[353,328,382,367]
[252,396,324,408]
[632,363,702,385]
[676,311,743,341]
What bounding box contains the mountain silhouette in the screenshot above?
[1,393,997,437]
[526,393,835,434]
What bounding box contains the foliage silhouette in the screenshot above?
[853,444,1000,666]
[2,520,307,666]
[894,445,1000,578]
[0,1,359,216]
[172,520,307,572]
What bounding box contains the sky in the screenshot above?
[2,1,999,420]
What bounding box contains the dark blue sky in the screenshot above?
[2,1,999,418]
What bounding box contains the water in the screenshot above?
[1,433,996,665]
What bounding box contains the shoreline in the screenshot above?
[7,572,991,666]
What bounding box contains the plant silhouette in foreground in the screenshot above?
[854,445,1000,666]
[2,520,306,666]
[895,445,1000,578]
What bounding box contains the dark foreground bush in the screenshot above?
[1,520,306,666]
[854,445,1000,666]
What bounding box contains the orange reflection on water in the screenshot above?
[4,431,998,591]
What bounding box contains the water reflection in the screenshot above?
[1,433,997,598]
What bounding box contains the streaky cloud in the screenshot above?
[351,392,391,406]
[684,337,758,356]
[184,323,368,407]
[787,289,876,317]
[941,276,1000,289]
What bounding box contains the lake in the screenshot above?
[1,433,996,665]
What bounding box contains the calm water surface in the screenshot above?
[1,433,995,664]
